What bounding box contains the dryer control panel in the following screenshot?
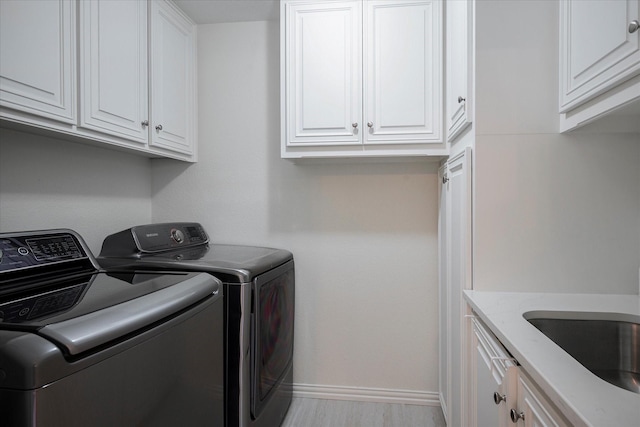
[100,222,209,256]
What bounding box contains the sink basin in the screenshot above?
[525,313,639,394]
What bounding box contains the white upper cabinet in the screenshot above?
[445,0,472,142]
[281,0,445,159]
[0,0,76,124]
[364,1,442,145]
[0,0,196,161]
[283,1,362,146]
[559,0,640,131]
[79,0,148,145]
[150,0,197,156]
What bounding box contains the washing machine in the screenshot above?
[98,222,294,427]
[0,228,224,426]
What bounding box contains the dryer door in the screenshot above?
[251,260,294,418]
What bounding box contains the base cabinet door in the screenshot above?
[0,0,76,124]
[472,318,517,427]
[511,370,569,427]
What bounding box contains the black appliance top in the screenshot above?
[98,223,293,283]
[0,229,219,357]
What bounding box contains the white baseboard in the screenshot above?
[292,383,441,407]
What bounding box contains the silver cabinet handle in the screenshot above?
[367,122,373,128]
[141,120,149,127]
[630,20,639,34]
[493,392,506,405]
[155,124,163,131]
[352,123,358,128]
[510,409,524,423]
[458,96,466,103]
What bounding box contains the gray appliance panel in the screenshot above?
[99,244,293,283]
[0,291,224,426]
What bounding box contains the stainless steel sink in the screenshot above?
[525,313,639,394]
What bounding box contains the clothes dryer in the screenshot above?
[98,222,294,427]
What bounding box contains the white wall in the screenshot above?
[151,21,441,399]
[472,0,640,294]
[0,128,152,253]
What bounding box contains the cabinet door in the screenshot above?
[514,370,569,427]
[150,0,196,156]
[438,163,450,424]
[0,0,76,124]
[443,147,473,427]
[560,0,640,111]
[472,317,517,427]
[364,0,442,144]
[446,0,472,141]
[79,0,148,144]
[282,0,362,147]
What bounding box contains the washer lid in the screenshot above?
[0,272,218,356]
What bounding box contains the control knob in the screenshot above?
[170,229,184,244]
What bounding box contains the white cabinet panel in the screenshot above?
[514,370,569,427]
[0,0,76,124]
[150,0,197,156]
[472,317,517,427]
[439,147,472,427]
[80,0,148,144]
[438,163,450,425]
[446,0,472,141]
[281,0,445,158]
[560,0,640,112]
[365,0,442,143]
[284,1,362,146]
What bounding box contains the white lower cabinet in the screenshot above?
[513,370,569,427]
[472,317,517,427]
[469,315,570,427]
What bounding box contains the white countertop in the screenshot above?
[463,291,640,427]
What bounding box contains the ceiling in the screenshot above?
[173,0,279,24]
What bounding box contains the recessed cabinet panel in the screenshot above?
[80,0,148,143]
[286,1,362,145]
[365,0,441,143]
[560,0,640,111]
[281,0,445,158]
[150,0,196,156]
[0,0,75,123]
[516,371,569,427]
[446,0,472,141]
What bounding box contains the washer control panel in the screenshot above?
[0,232,88,272]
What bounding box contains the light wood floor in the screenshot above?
[281,398,446,427]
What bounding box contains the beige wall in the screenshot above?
[150,21,442,398]
[473,0,640,294]
[0,128,152,252]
